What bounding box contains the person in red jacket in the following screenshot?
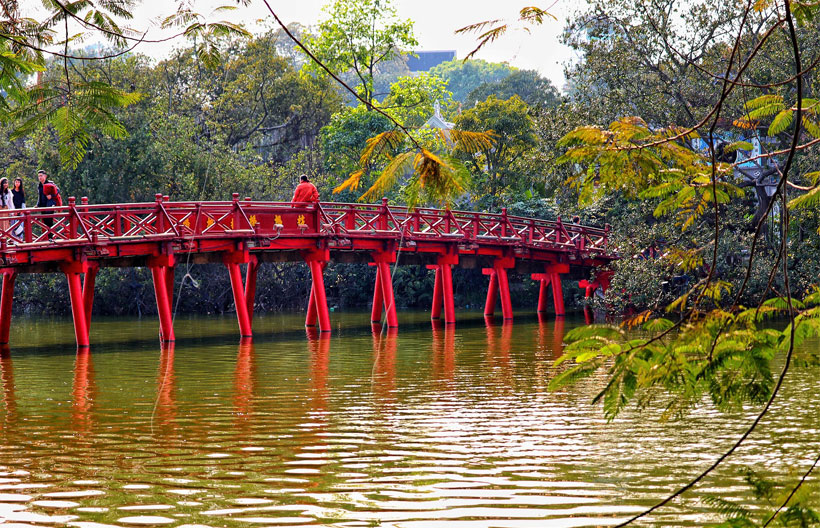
[291,174,319,204]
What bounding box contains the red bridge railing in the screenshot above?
[0,195,610,255]
[0,195,615,349]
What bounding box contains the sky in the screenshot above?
[116,0,585,91]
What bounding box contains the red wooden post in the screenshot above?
[537,274,552,313]
[377,261,398,328]
[155,194,166,234]
[68,197,78,239]
[306,285,318,327]
[544,263,569,317]
[165,266,174,313]
[484,270,498,316]
[113,206,122,237]
[497,267,513,320]
[232,193,240,231]
[148,255,175,342]
[0,271,16,345]
[345,206,356,231]
[245,256,259,326]
[309,260,331,332]
[227,262,252,337]
[371,266,384,323]
[431,266,442,320]
[551,272,565,316]
[82,265,98,338]
[224,249,253,338]
[66,270,89,348]
[440,262,455,325]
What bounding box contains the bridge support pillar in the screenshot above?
[245,257,259,328]
[428,251,457,324]
[483,256,515,321]
[83,264,98,337]
[0,270,17,345]
[371,265,384,324]
[533,264,569,317]
[148,255,176,342]
[535,274,551,313]
[304,249,331,333]
[551,272,565,316]
[224,250,255,338]
[371,251,398,328]
[484,271,497,316]
[61,261,96,348]
[430,267,442,320]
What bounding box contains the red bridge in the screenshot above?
[0,194,615,347]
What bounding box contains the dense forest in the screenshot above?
[3,0,819,321]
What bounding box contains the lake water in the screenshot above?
[0,311,817,527]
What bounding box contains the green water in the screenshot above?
[0,312,817,527]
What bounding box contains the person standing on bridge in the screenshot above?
[291,174,319,204]
[10,178,25,238]
[0,178,11,234]
[37,170,60,239]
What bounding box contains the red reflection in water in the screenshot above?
[371,325,397,402]
[155,343,176,431]
[485,317,514,386]
[234,338,256,433]
[307,329,330,413]
[0,346,15,428]
[72,348,96,435]
[431,320,455,383]
[536,313,566,361]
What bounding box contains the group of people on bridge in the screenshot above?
[0,170,62,238]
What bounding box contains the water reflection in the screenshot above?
[307,329,330,413]
[0,346,15,428]
[372,325,398,403]
[71,349,96,435]
[234,338,255,432]
[431,320,455,384]
[0,312,817,528]
[485,316,514,387]
[155,342,176,432]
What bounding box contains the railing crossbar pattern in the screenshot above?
[0,197,611,256]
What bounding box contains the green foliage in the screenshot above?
[455,95,536,207]
[13,80,143,169]
[549,306,806,421]
[466,70,560,109]
[428,59,514,102]
[303,0,417,106]
[382,73,455,128]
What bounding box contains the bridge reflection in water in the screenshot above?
[0,196,614,347]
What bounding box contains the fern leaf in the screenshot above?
[768,109,793,136]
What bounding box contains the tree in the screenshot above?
[303,0,417,108]
[381,73,454,127]
[466,69,560,109]
[319,106,394,199]
[3,0,251,169]
[455,95,536,206]
[428,58,514,102]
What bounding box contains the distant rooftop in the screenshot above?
[407,50,456,72]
